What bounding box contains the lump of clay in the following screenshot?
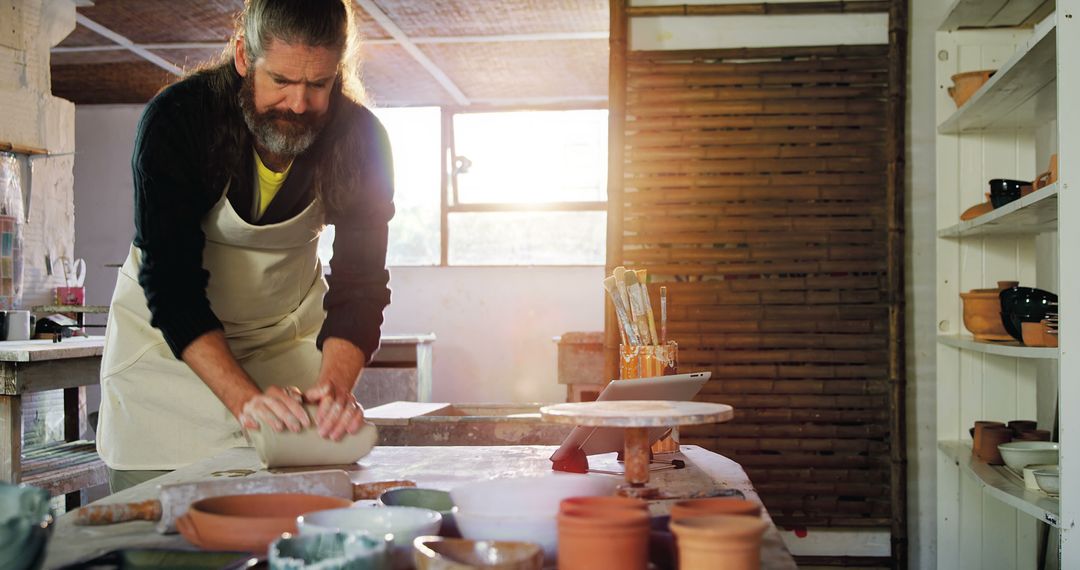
[246,404,378,468]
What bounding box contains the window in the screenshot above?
[319,107,608,266]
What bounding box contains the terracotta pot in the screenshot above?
[560,496,647,516]
[960,289,1012,341]
[1008,420,1038,436]
[670,514,768,570]
[948,69,995,107]
[1042,319,1059,347]
[669,498,761,522]
[972,421,1005,451]
[1016,429,1052,442]
[557,508,649,570]
[960,197,994,221]
[977,426,1013,465]
[181,493,352,552]
[1021,322,1046,346]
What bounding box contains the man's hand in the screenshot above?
[305,337,367,441]
[304,382,365,441]
[238,385,311,433]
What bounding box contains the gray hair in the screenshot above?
[236,0,365,100]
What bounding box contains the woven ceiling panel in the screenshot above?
[359,43,455,107]
[52,62,175,105]
[73,0,240,43]
[51,49,144,66]
[55,23,113,47]
[370,0,607,37]
[420,39,608,101]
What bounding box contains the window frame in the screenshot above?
[437,104,609,266]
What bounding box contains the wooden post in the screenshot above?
[0,396,21,484]
[605,0,629,383]
[886,0,909,567]
[624,427,651,485]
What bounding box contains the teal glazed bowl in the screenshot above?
[378,488,458,537]
[270,531,390,570]
[0,484,53,570]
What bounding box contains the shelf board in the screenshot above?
[938,20,1056,134]
[938,183,1058,237]
[937,335,1058,358]
[939,440,1060,527]
[940,0,1054,30]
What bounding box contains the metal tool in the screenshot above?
[73,470,414,533]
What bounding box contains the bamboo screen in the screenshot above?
[613,44,894,528]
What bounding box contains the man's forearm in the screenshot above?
[180,329,261,418]
[318,337,367,391]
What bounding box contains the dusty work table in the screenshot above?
[0,336,106,507]
[44,444,795,569]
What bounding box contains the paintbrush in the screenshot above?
[613,267,633,332]
[603,276,640,345]
[660,286,668,345]
[635,270,659,345]
[624,270,653,345]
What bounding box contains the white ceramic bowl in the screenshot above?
[453,510,558,563]
[997,441,1059,471]
[1022,464,1057,490]
[1034,467,1060,495]
[297,506,441,569]
[450,474,618,516]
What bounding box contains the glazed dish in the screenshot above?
[997,441,1059,471]
[298,506,442,569]
[412,536,543,569]
[269,531,390,570]
[999,286,1057,342]
[379,488,458,537]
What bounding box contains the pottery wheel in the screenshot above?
[540,401,733,497]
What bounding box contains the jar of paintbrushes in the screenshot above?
[604,266,680,452]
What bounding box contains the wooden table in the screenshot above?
[0,336,106,507]
[43,445,796,569]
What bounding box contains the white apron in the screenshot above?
[97,185,327,470]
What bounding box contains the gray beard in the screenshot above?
[241,104,319,157]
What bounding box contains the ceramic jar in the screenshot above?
[1016,429,1052,442]
[972,421,1006,455]
[670,498,761,523]
[1008,420,1038,436]
[670,514,768,570]
[557,508,649,570]
[977,426,1013,465]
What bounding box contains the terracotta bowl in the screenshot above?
[948,69,995,107]
[1021,322,1047,346]
[413,536,543,569]
[960,289,1012,341]
[179,493,353,553]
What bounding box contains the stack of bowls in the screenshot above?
[997,441,1059,472]
[297,506,442,569]
[450,474,619,562]
[379,488,458,538]
[999,285,1058,342]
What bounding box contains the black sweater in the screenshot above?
[131,67,394,362]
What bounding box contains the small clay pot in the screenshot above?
[960,290,1013,341]
[670,498,761,522]
[1008,420,1038,436]
[1021,322,1046,346]
[1016,430,1052,442]
[972,421,1006,453]
[670,514,768,570]
[948,69,995,107]
[557,508,649,570]
[977,426,1013,465]
[560,496,647,516]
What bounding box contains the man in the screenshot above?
[96,0,394,492]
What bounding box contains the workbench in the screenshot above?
[44,445,796,569]
[0,336,105,508]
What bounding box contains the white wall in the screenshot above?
[73,105,604,410]
[908,1,949,568]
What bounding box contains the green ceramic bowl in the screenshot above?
[269,531,390,570]
[378,488,457,537]
[0,484,53,570]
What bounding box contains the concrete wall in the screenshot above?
[0,0,77,308]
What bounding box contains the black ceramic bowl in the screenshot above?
[989,179,1027,208]
[999,286,1058,341]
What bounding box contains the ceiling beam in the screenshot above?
[52,31,610,54]
[352,0,470,106]
[74,14,182,75]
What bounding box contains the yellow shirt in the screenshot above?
[254,150,293,219]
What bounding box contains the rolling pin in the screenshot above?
[73,470,414,533]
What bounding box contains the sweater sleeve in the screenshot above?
[317,112,395,362]
[132,92,224,358]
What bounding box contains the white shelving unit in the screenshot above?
[935,1,1077,568]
